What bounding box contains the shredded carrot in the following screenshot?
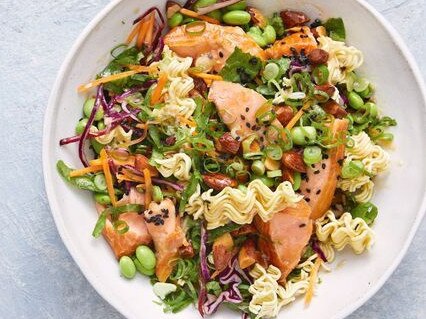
[151,73,168,105]
[144,12,156,46]
[285,102,311,130]
[78,67,151,92]
[189,71,223,81]
[143,168,152,207]
[100,149,117,206]
[69,165,103,177]
[89,159,102,166]
[121,168,145,183]
[178,115,197,128]
[304,257,322,306]
[137,18,150,48]
[180,8,220,24]
[126,22,142,44]
[203,78,213,86]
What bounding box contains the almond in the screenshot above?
[202,173,238,191]
[307,48,329,65]
[280,10,310,29]
[217,132,240,155]
[322,100,348,119]
[276,106,294,126]
[282,150,307,173]
[315,84,336,97]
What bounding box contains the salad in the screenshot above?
[57,0,396,318]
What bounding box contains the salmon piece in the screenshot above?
[299,119,349,220]
[264,27,317,59]
[164,22,265,72]
[208,81,283,141]
[143,198,188,282]
[98,188,152,259]
[255,199,313,282]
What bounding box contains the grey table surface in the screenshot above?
[0,0,425,318]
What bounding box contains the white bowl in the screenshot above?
[43,0,426,318]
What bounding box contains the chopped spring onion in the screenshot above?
[256,110,276,125]
[251,160,265,176]
[152,185,164,203]
[353,77,370,93]
[185,21,207,36]
[94,174,107,191]
[265,144,283,161]
[341,160,364,179]
[312,64,329,85]
[243,152,264,160]
[203,158,221,173]
[263,63,280,81]
[266,169,282,178]
[303,146,322,165]
[113,220,130,235]
[292,171,301,191]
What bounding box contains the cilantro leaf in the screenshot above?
[220,48,262,84]
[324,17,346,41]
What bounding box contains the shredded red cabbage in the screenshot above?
[78,85,104,166]
[312,240,328,262]
[151,177,184,192]
[198,222,210,317]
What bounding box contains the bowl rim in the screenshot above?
[43,0,426,318]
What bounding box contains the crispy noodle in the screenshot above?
[153,152,192,181]
[318,36,364,84]
[338,132,390,202]
[93,125,133,146]
[185,180,302,229]
[316,211,375,254]
[150,46,197,130]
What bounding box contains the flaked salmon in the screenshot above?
[98,188,152,259]
[164,22,264,72]
[143,198,188,282]
[208,81,283,141]
[255,199,313,282]
[299,119,349,220]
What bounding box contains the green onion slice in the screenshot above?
[185,21,206,36]
[312,65,329,85]
[265,144,283,161]
[113,220,130,235]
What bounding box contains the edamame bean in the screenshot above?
[223,10,251,25]
[353,77,369,93]
[94,193,111,205]
[207,10,222,21]
[364,102,378,118]
[97,120,106,130]
[168,12,183,28]
[251,160,265,176]
[194,0,216,10]
[136,245,156,270]
[263,25,276,44]
[290,126,317,145]
[75,118,88,135]
[90,139,104,154]
[248,32,267,47]
[249,26,262,36]
[83,98,104,121]
[348,91,364,110]
[119,256,136,279]
[152,185,164,203]
[224,0,247,11]
[134,257,155,276]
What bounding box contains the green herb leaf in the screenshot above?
[220,47,262,84]
[269,12,285,37]
[324,17,346,41]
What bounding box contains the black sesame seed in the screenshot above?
[324,154,329,159]
[305,197,310,202]
[245,107,249,112]
[301,173,307,180]
[306,188,311,193]
[235,136,241,141]
[260,136,264,142]
[246,122,251,128]
[299,223,306,228]
[314,170,320,174]
[240,115,246,120]
[316,189,321,195]
[322,163,326,169]
[219,51,224,58]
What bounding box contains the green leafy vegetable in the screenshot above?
[269,12,285,37]
[208,222,242,243]
[324,17,346,41]
[220,47,262,83]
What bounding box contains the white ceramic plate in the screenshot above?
[43,0,426,318]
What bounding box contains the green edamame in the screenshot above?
[364,102,378,118]
[168,12,183,28]
[194,0,216,10]
[119,256,136,279]
[94,193,111,205]
[348,91,364,110]
[262,25,276,44]
[75,118,88,135]
[222,10,251,25]
[90,139,104,154]
[97,120,106,130]
[83,98,104,121]
[224,0,247,11]
[136,245,156,270]
[134,257,155,276]
[249,26,262,36]
[358,85,373,98]
[248,32,267,47]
